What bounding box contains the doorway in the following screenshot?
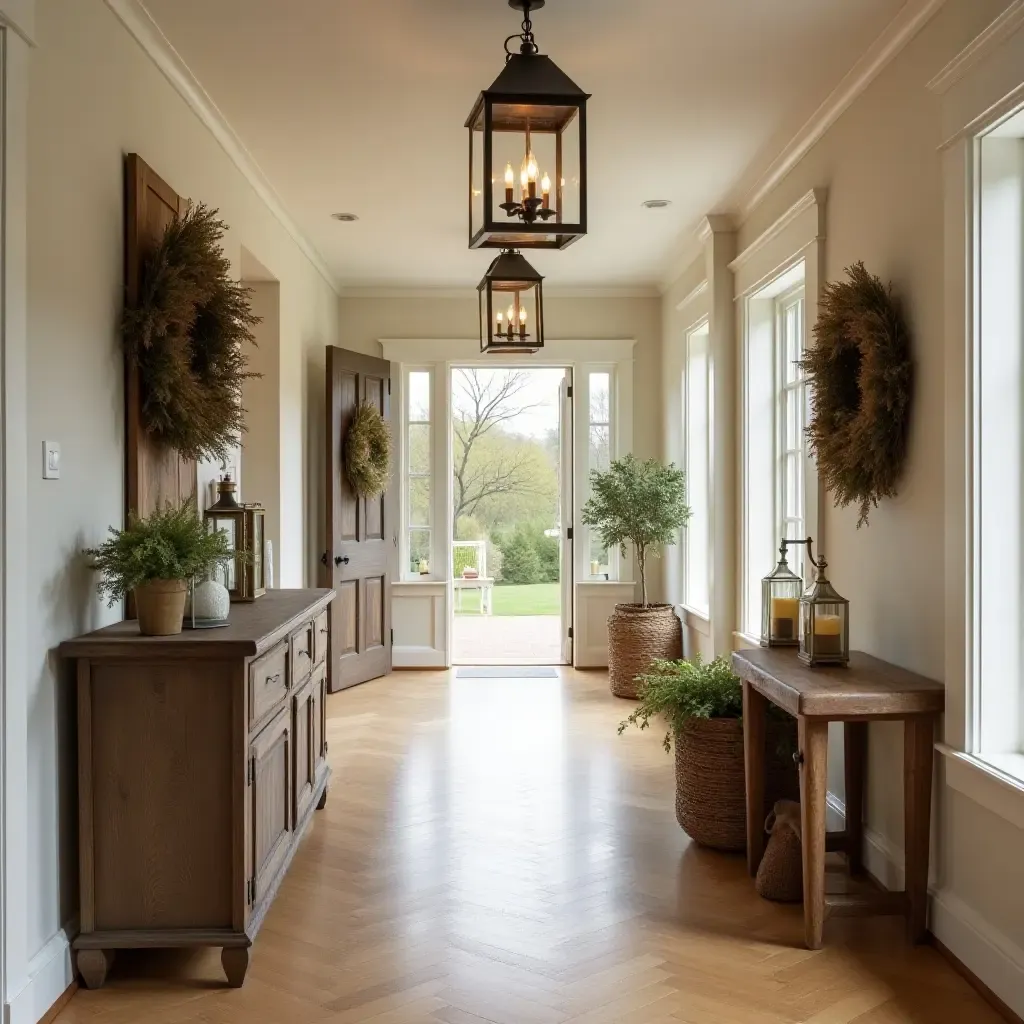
[450,366,572,665]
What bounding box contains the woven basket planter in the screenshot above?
[674,717,799,852]
[756,799,803,902]
[607,603,681,699]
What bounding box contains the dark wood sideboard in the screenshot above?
[60,588,335,989]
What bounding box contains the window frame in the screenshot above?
[775,283,807,548]
[584,366,617,580]
[399,365,439,582]
[681,317,712,619]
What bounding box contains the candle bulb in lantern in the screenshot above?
[495,310,503,335]
[523,150,538,200]
[506,305,515,339]
[770,596,799,640]
[541,172,551,209]
[519,306,527,339]
[812,613,843,656]
[504,163,514,205]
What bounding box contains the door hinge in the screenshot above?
[247,755,256,787]
[566,527,573,540]
[390,627,394,645]
[568,627,573,639]
[566,386,573,398]
[246,877,255,906]
[387,377,392,395]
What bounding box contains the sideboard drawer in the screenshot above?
[313,609,329,667]
[250,640,289,730]
[290,620,315,683]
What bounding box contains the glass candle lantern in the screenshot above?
[203,473,267,602]
[478,249,544,353]
[798,546,850,667]
[760,539,806,647]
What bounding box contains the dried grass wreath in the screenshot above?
[122,203,260,462]
[344,402,392,498]
[800,261,912,527]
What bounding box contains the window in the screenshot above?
[741,263,807,638]
[587,369,613,578]
[683,322,711,616]
[974,130,1024,763]
[405,369,432,578]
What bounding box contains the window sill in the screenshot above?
[732,630,761,651]
[937,744,1024,831]
[675,604,711,637]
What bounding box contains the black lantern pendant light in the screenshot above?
[466,0,589,250]
[478,249,545,353]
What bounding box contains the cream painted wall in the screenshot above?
[338,293,665,599]
[25,0,337,981]
[718,0,1024,967]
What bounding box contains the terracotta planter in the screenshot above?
[134,579,187,636]
[607,603,681,699]
[674,717,799,852]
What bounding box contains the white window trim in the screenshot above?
[775,282,807,549]
[732,188,826,649]
[579,364,621,583]
[681,316,711,621]
[938,7,1024,820]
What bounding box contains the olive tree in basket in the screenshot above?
[581,455,691,698]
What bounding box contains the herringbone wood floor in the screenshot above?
[55,668,1001,1024]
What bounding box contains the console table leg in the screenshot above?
[844,722,867,875]
[904,716,935,944]
[798,715,829,950]
[221,945,250,988]
[742,681,768,876]
[77,948,115,990]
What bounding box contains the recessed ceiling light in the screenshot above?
[331,212,359,222]
[642,199,672,210]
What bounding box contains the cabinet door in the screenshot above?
[292,675,315,823]
[313,662,327,779]
[250,706,292,908]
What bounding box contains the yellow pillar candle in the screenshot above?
[770,596,799,639]
[812,612,843,655]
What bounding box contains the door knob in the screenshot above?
[335,555,350,566]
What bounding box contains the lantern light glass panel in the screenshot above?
[479,277,544,354]
[798,574,850,666]
[760,543,804,647]
[203,503,267,602]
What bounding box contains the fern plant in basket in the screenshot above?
[619,657,797,852]
[87,499,237,636]
[581,455,691,699]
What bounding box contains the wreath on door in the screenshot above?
[122,203,260,462]
[800,262,913,527]
[344,402,392,498]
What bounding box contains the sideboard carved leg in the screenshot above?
[77,948,115,989]
[221,945,250,987]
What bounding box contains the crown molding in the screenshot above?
[675,279,709,312]
[697,214,735,242]
[739,0,946,216]
[340,285,660,300]
[104,0,338,294]
[730,188,827,273]
[928,0,1024,94]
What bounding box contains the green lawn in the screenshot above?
[455,582,560,616]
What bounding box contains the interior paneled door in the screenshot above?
[324,347,394,691]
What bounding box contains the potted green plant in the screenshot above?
[581,454,691,698]
[619,657,797,851]
[87,498,237,636]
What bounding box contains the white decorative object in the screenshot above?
[265,539,274,589]
[190,579,231,622]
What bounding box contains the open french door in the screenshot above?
[560,372,574,665]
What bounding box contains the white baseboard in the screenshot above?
[932,889,1024,1019]
[392,646,447,669]
[825,791,905,890]
[5,922,77,1024]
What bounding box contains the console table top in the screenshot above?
[731,647,945,718]
[60,588,335,660]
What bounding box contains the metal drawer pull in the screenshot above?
[319,628,329,635]
[265,673,281,685]
[298,648,310,659]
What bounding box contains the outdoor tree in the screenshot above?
[452,368,553,532]
[581,455,691,608]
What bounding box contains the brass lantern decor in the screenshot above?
[478,249,544,353]
[760,538,807,647]
[798,540,850,667]
[466,0,589,250]
[203,472,267,602]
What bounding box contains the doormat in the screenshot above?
[456,666,559,679]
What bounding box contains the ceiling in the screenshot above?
[140,0,907,292]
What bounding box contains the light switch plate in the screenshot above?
[43,440,60,480]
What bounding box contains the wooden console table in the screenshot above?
[60,588,334,988]
[732,647,944,950]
